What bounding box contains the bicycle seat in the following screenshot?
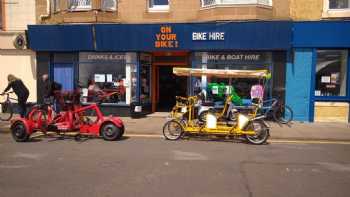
[32,104,48,110]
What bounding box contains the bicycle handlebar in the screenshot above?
[0,91,14,96]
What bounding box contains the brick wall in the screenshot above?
[36,0,295,24]
[290,0,323,20]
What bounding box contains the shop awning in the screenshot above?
[27,25,94,51]
[173,67,269,78]
[293,21,350,48]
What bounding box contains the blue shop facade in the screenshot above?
[27,21,350,122]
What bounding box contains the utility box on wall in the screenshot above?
[314,102,349,123]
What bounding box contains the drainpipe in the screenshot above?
[39,0,51,22]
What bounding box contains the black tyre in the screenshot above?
[163,120,183,141]
[0,101,13,121]
[11,121,30,142]
[198,110,209,122]
[273,104,293,124]
[101,123,122,141]
[245,120,269,145]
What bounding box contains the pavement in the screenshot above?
[1,112,349,141]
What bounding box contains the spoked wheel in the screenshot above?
[11,121,30,142]
[101,123,122,141]
[273,104,293,124]
[245,120,269,145]
[163,120,184,141]
[0,101,13,121]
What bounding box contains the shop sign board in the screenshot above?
[79,52,127,62]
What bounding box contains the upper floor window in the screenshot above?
[0,0,3,30]
[329,0,350,9]
[68,0,92,11]
[52,0,60,12]
[148,0,169,12]
[201,0,272,7]
[323,0,350,17]
[101,0,117,11]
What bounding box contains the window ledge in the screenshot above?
[200,4,272,10]
[322,9,350,18]
[68,7,93,12]
[148,8,170,13]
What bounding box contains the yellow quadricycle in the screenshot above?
[163,68,270,145]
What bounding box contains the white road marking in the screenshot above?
[173,150,208,161]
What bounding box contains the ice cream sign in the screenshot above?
[192,32,225,41]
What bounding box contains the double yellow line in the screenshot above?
[126,134,350,145]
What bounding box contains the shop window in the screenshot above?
[201,0,272,7]
[315,50,348,97]
[68,0,92,11]
[140,54,152,104]
[79,52,137,105]
[101,0,117,11]
[148,0,169,12]
[194,52,272,100]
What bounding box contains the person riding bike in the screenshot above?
[2,74,29,118]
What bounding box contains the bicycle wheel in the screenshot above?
[163,120,184,141]
[273,104,293,124]
[0,101,13,121]
[245,120,269,145]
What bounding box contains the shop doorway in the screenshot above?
[151,51,189,112]
[157,66,187,111]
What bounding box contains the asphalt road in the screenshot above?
[0,133,350,197]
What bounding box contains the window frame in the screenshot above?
[101,0,117,11]
[68,0,92,11]
[0,0,3,30]
[52,0,60,13]
[148,0,170,12]
[322,0,350,18]
[314,49,350,101]
[200,0,273,8]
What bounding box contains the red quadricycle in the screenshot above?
[10,90,125,142]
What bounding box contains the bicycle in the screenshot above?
[0,91,16,121]
[259,98,293,124]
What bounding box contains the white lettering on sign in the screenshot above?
[192,32,207,40]
[87,54,126,61]
[192,32,225,41]
[204,54,261,61]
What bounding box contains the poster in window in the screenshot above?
[106,74,113,82]
[315,90,321,96]
[321,76,331,83]
[94,74,106,83]
[330,73,339,84]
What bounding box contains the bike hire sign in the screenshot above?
[28,22,292,51]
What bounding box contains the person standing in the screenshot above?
[42,74,62,112]
[2,74,29,118]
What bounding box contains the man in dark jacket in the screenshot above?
[42,74,62,112]
[3,74,29,118]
